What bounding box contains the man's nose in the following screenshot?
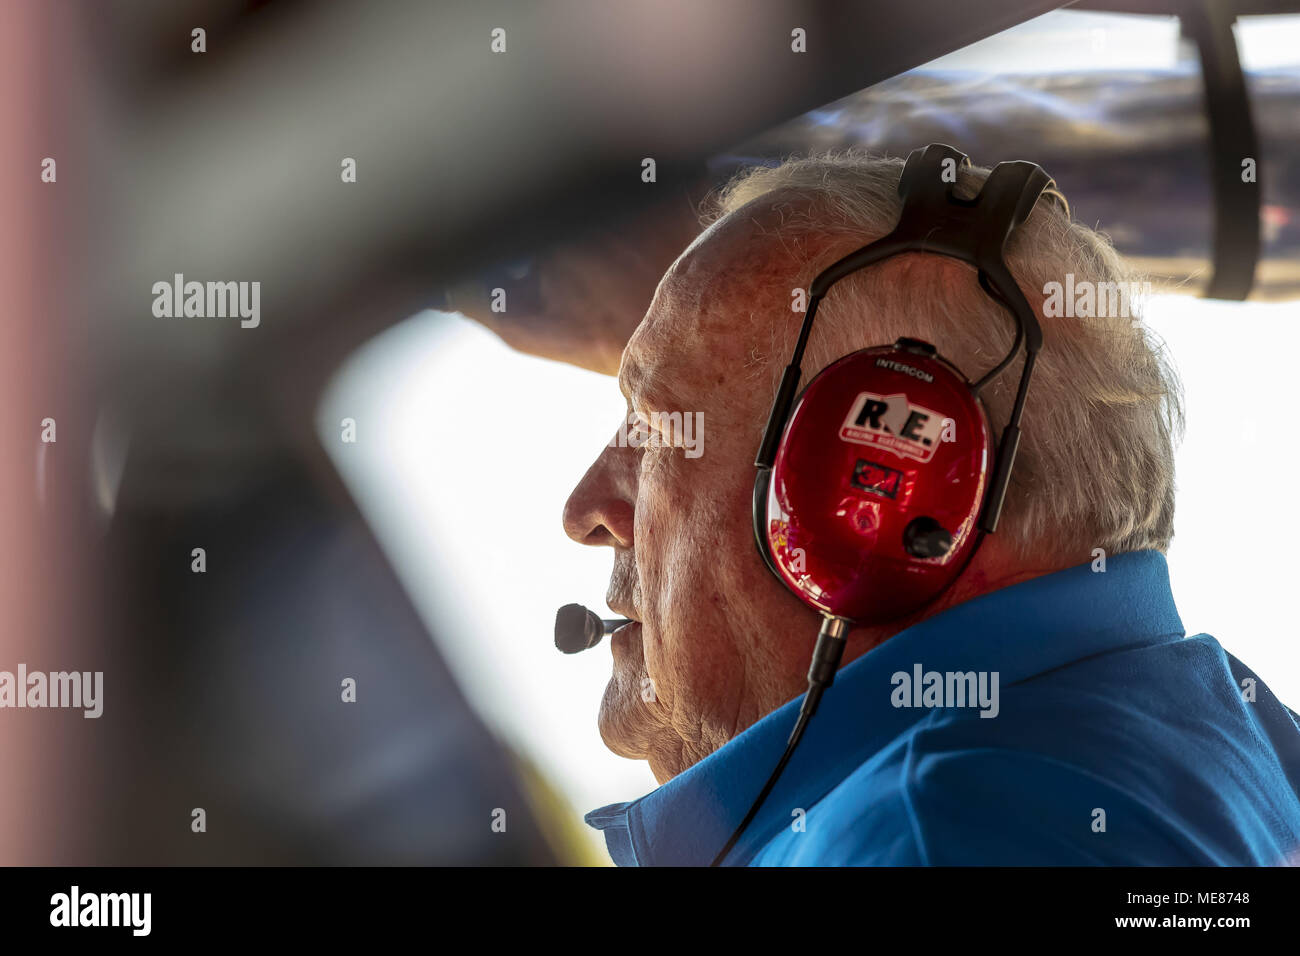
[562,443,636,550]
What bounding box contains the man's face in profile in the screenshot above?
[562,205,820,781]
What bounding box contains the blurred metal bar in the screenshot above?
[1182,0,1260,298]
[89,0,1068,384]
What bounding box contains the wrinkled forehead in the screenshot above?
[619,199,816,406]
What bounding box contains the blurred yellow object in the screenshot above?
[510,749,612,867]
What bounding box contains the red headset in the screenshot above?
[752,143,1060,626]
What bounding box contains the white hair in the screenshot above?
[704,149,1184,558]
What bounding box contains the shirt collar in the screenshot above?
[584,549,1185,866]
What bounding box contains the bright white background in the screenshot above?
[319,297,1300,860]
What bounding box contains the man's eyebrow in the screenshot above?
[619,350,690,413]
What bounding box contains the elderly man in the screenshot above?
[555,151,1300,866]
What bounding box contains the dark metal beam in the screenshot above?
[1184,0,1263,298]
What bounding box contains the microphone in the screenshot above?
[555,604,630,654]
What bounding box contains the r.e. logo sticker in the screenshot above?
[840,392,944,462]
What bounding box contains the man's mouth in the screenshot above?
[608,600,641,624]
[606,597,642,650]
[609,618,642,662]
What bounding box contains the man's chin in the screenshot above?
[595,621,652,757]
[597,678,652,761]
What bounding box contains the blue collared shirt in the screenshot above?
[585,550,1300,865]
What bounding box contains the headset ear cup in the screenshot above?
[752,144,1049,624]
[759,342,991,624]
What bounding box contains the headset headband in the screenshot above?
[753,144,1059,549]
